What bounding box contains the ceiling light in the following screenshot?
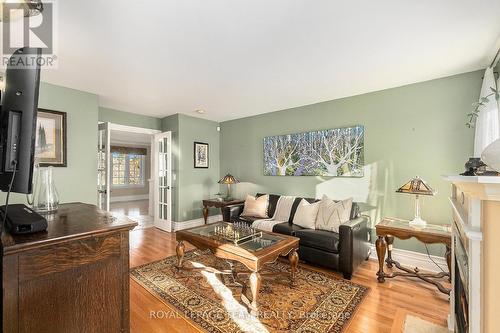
[195,109,205,114]
[0,0,43,22]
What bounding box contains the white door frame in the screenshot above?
[97,122,111,211]
[152,131,172,231]
[100,122,161,215]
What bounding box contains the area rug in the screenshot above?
[131,250,368,333]
[403,315,449,333]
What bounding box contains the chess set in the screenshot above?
[212,222,262,245]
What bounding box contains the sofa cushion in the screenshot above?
[234,215,260,225]
[241,194,269,218]
[315,196,353,233]
[293,199,320,229]
[272,222,305,236]
[294,229,340,254]
[289,197,317,223]
[256,193,280,218]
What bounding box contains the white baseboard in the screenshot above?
[110,194,149,203]
[173,214,223,231]
[369,244,448,273]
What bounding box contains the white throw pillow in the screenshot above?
[292,199,320,229]
[241,194,269,218]
[315,195,353,233]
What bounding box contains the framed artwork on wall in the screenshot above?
[263,125,364,177]
[35,109,67,167]
[194,142,209,168]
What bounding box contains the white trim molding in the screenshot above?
[172,214,223,232]
[369,244,448,273]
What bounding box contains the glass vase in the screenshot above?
[32,166,59,214]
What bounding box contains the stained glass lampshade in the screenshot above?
[396,176,436,227]
[218,174,239,200]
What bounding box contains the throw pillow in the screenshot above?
[292,199,321,229]
[315,195,353,233]
[241,194,269,218]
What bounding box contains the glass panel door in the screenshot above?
[153,131,172,231]
[97,122,110,211]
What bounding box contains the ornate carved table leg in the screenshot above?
[202,206,209,224]
[249,271,261,316]
[385,235,394,268]
[176,241,185,268]
[289,250,299,286]
[445,244,452,282]
[376,236,387,282]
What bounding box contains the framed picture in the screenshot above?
[263,125,364,177]
[194,142,209,168]
[35,109,67,167]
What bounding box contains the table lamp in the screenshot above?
[396,176,436,227]
[218,174,239,200]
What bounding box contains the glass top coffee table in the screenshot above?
[175,222,299,315]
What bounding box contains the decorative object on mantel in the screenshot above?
[35,109,67,167]
[218,173,239,200]
[263,125,364,177]
[481,140,500,174]
[194,141,209,168]
[396,176,436,227]
[460,157,487,176]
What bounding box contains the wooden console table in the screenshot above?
[1,203,137,333]
[375,217,451,295]
[202,198,244,224]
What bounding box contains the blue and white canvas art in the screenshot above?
[263,126,364,177]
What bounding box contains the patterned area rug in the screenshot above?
[131,250,368,333]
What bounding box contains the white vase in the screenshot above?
[481,139,500,172]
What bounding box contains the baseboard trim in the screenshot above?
[110,194,149,203]
[173,215,223,232]
[368,244,448,273]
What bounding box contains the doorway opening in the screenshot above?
[97,123,172,231]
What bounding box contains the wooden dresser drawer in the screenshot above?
[18,232,122,281]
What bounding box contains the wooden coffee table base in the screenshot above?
[175,241,299,315]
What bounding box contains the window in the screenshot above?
[112,153,145,187]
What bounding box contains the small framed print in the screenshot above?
[194,142,209,168]
[35,109,67,167]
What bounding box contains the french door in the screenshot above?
[97,122,110,211]
[153,131,172,231]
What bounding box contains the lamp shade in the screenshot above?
[396,176,435,196]
[218,174,239,184]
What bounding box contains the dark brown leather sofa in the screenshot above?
[222,193,370,279]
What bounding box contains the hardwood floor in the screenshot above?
[129,228,450,333]
[111,199,149,217]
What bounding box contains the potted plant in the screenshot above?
[468,85,500,172]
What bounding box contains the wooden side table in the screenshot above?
[375,217,452,295]
[202,198,245,224]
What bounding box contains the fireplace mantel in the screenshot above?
[445,175,500,333]
[444,175,500,201]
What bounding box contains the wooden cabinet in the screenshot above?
[1,203,137,333]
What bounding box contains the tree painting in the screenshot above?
[263,126,364,177]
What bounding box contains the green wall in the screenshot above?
[162,114,220,222]
[0,82,99,205]
[220,70,483,255]
[99,107,162,130]
[177,114,220,221]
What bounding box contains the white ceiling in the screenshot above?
[41,0,500,122]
